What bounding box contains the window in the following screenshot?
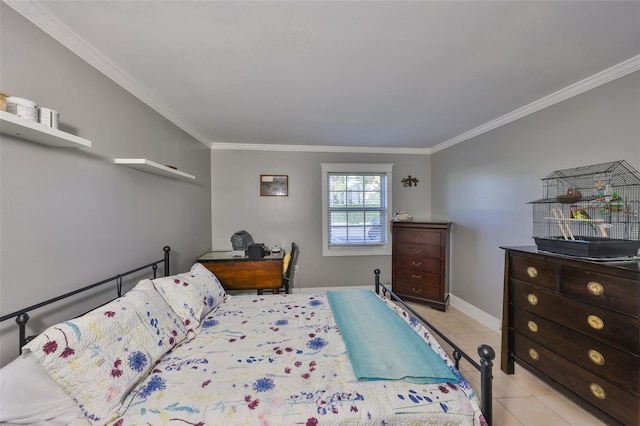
[321,163,393,256]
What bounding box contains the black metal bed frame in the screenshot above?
[0,251,492,424]
[374,268,495,426]
[0,246,171,354]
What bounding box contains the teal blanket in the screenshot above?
[327,289,458,384]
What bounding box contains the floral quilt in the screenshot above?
[105,292,485,425]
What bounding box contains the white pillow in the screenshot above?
[153,263,226,330]
[22,279,187,424]
[0,352,83,425]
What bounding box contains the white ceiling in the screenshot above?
[6,0,640,153]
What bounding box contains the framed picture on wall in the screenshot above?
[260,175,288,196]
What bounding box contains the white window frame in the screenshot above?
[321,163,393,256]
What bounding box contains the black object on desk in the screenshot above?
[248,243,265,259]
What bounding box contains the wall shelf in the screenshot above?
[0,110,92,148]
[115,158,196,180]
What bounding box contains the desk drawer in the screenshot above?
[511,280,639,353]
[200,260,282,290]
[513,307,638,393]
[514,333,638,426]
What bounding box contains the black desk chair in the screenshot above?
[280,242,298,294]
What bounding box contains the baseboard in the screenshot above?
[449,294,502,334]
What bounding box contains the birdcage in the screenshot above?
[529,160,640,257]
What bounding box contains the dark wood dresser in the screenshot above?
[392,222,451,311]
[501,246,640,425]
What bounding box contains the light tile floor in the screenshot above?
[405,302,607,426]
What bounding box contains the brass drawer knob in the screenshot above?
[412,248,422,254]
[526,266,538,278]
[588,349,605,366]
[587,315,604,330]
[411,274,422,279]
[587,281,604,296]
[528,348,539,361]
[589,383,606,400]
[411,287,422,293]
[527,321,539,333]
[527,293,539,306]
[412,261,422,267]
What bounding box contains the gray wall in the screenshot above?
[0,7,212,366]
[431,71,640,319]
[211,150,431,289]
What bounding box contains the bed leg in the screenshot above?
[478,344,495,426]
[16,313,29,355]
[452,349,462,370]
[163,246,171,276]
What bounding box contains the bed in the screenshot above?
[0,246,494,425]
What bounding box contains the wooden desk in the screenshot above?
[198,251,284,293]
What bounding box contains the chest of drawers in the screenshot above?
[501,247,640,425]
[392,222,450,311]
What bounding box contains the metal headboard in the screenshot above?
[0,246,171,354]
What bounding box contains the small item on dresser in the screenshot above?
[392,211,413,222]
[0,91,9,111]
[6,96,38,122]
[38,107,59,129]
[164,164,177,170]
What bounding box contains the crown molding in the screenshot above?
[4,0,213,149]
[211,142,430,154]
[431,55,640,154]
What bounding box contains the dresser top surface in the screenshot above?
[502,245,640,273]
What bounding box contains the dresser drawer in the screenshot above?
[514,333,638,426]
[395,256,441,272]
[512,280,639,353]
[395,229,442,246]
[395,244,441,259]
[394,280,440,300]
[395,268,441,286]
[513,307,638,393]
[562,267,639,317]
[510,254,559,291]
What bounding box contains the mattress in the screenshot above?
[105,292,484,425]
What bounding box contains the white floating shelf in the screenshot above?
[115,158,196,181]
[0,110,92,148]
